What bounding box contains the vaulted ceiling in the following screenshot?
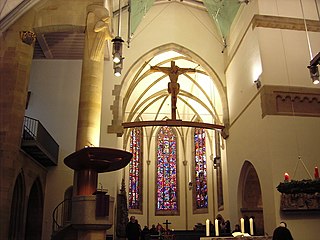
[130,0,242,39]
[0,0,244,60]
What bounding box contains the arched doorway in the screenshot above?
[25,178,44,240]
[239,161,264,235]
[9,172,25,240]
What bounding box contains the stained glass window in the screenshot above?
[129,127,142,210]
[156,126,178,213]
[194,128,208,209]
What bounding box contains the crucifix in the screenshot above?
[163,219,172,232]
[150,61,196,120]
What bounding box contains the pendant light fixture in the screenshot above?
[112,0,124,77]
[300,0,320,84]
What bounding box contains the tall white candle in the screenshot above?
[206,219,210,236]
[249,218,254,235]
[240,218,245,233]
[215,219,219,236]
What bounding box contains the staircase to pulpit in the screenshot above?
[51,193,115,240]
[51,147,132,240]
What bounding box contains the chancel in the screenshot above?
[1,1,320,240]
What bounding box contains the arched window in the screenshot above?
[194,128,208,212]
[129,127,143,212]
[25,178,43,240]
[156,126,178,215]
[9,173,25,240]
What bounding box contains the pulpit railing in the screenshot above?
[52,198,72,234]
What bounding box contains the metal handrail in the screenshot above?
[22,116,59,163]
[52,198,72,234]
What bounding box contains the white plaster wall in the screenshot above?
[225,0,320,239]
[28,59,82,240]
[258,28,320,87]
[226,26,262,123]
[258,0,320,20]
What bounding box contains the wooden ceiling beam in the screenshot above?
[122,119,224,130]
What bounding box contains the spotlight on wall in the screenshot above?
[254,77,262,89]
[213,156,221,169]
[308,52,320,85]
[308,65,319,85]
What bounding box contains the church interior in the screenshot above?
[1,0,320,240]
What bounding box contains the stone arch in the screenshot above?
[108,43,229,136]
[25,178,44,240]
[9,171,26,240]
[238,160,264,236]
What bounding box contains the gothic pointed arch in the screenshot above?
[108,43,229,137]
[25,178,44,240]
[9,171,25,240]
[238,161,264,236]
[155,126,179,216]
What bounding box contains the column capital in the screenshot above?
[20,31,36,46]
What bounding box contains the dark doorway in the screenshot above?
[25,178,44,240]
[239,161,264,235]
[9,173,25,240]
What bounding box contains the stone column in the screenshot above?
[74,4,112,197]
[0,22,36,240]
[76,4,112,151]
[71,4,112,240]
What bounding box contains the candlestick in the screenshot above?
[215,219,219,237]
[315,167,319,179]
[240,218,244,233]
[249,218,254,236]
[206,219,210,236]
[284,172,290,182]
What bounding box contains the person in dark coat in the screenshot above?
[149,224,158,236]
[272,222,293,240]
[141,226,150,240]
[126,216,141,240]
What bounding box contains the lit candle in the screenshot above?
[315,167,319,179]
[215,219,219,237]
[240,218,245,233]
[249,218,254,236]
[206,219,210,236]
[284,172,290,182]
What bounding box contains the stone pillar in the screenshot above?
[0,20,36,240]
[76,4,112,150]
[72,4,112,240]
[74,4,112,196]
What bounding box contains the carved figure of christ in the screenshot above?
[150,61,196,120]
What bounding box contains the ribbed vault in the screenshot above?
[108,43,229,138]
